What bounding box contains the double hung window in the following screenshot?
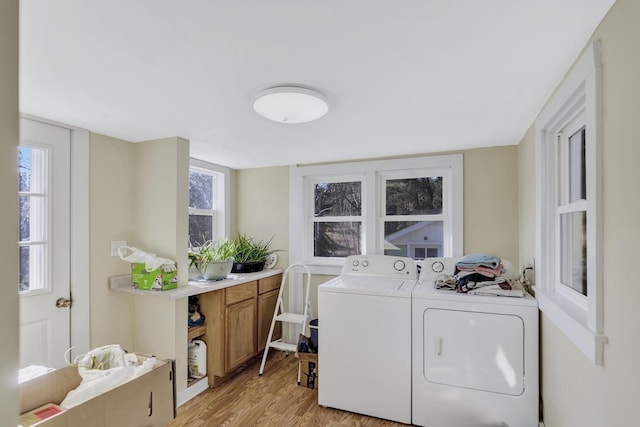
[188,159,230,246]
[535,41,606,365]
[381,171,445,260]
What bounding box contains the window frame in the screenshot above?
[189,158,230,244]
[379,168,450,260]
[18,143,51,294]
[307,174,366,264]
[290,154,463,275]
[535,41,606,365]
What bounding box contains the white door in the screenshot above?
[19,118,71,369]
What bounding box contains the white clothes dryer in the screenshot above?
[319,255,418,424]
[412,257,539,427]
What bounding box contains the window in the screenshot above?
[381,171,445,260]
[535,41,606,365]
[18,145,48,292]
[312,178,363,257]
[290,155,463,274]
[188,159,230,246]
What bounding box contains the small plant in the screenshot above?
[229,234,274,264]
[188,239,234,268]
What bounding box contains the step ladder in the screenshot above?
[258,263,312,383]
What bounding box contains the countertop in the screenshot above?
[109,268,284,300]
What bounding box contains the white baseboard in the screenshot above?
[176,378,209,407]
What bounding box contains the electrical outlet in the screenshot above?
[111,240,127,256]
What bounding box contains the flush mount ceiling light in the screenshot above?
[252,86,329,124]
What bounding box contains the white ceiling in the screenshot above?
[19,0,615,169]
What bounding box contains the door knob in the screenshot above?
[55,297,72,308]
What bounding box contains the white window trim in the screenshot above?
[189,158,230,242]
[290,154,463,276]
[535,41,606,365]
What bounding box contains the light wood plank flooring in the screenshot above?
[168,351,407,426]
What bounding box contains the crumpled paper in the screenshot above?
[117,246,176,271]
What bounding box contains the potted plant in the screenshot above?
[228,234,275,273]
[188,239,235,281]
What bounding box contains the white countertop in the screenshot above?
[109,268,284,300]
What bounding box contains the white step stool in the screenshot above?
[258,263,312,383]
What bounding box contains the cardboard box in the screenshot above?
[19,404,64,426]
[131,262,177,291]
[19,355,176,427]
[298,352,318,389]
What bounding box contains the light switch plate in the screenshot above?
[111,240,127,257]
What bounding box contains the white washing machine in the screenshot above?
[319,255,418,424]
[412,257,539,427]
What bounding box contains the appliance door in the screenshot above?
[423,308,525,395]
[319,289,412,424]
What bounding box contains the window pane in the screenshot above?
[19,244,47,292]
[386,177,442,215]
[19,196,30,241]
[19,195,47,243]
[314,222,361,257]
[384,220,443,259]
[189,171,213,210]
[569,127,586,202]
[314,182,361,217]
[560,211,587,296]
[189,215,213,246]
[18,146,32,192]
[18,146,47,193]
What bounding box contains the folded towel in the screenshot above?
[456,253,501,269]
[468,285,525,298]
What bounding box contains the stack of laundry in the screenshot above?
[435,253,525,297]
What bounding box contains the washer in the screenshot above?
[319,255,418,424]
[413,257,539,427]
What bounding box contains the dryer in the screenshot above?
[412,257,539,427]
[319,255,417,424]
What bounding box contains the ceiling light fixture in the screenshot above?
[252,86,329,124]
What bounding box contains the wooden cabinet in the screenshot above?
[225,296,257,372]
[198,273,282,386]
[258,274,282,352]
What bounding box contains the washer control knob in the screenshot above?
[393,260,406,271]
[352,260,359,267]
[432,261,445,273]
[362,260,369,267]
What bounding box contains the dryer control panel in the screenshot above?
[419,257,461,284]
[341,255,418,279]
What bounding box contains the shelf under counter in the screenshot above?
[109,268,284,300]
[187,324,206,340]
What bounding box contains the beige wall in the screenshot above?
[462,146,519,262]
[0,0,19,422]
[517,0,640,425]
[89,134,137,349]
[236,166,290,268]
[133,137,190,391]
[236,145,520,316]
[89,135,190,392]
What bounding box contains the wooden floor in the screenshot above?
[168,351,407,427]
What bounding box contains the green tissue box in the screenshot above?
[130,263,178,291]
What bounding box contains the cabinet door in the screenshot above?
[225,298,257,373]
[258,289,281,352]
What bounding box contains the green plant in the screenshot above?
[229,234,274,264]
[188,239,234,268]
